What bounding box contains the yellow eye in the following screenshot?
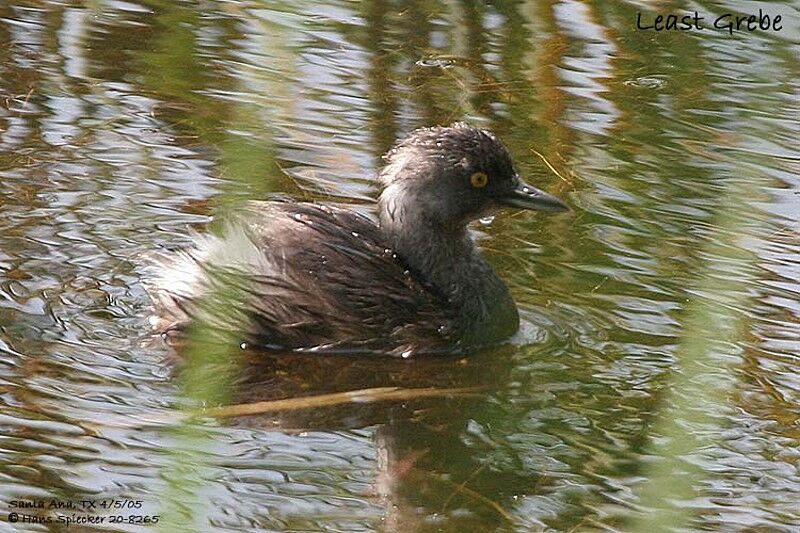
[470,171,488,188]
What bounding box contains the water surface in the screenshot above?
[1,0,798,531]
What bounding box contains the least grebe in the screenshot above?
[144,124,568,357]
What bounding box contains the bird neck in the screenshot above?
[378,187,476,295]
[389,215,477,297]
[378,188,519,340]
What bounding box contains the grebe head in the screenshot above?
[378,123,568,231]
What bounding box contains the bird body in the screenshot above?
[143,124,567,356]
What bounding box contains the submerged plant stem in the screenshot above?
[201,386,484,418]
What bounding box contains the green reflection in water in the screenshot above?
[131,3,289,531]
[630,173,761,532]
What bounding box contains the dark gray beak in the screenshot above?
[498,178,569,212]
